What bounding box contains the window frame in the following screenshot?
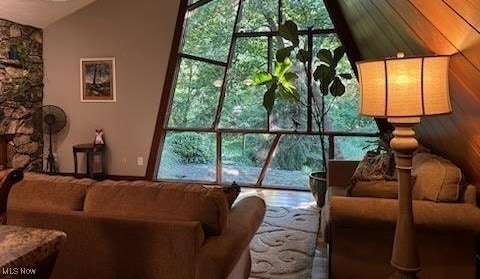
[147,0,379,189]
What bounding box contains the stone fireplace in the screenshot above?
[0,19,43,171]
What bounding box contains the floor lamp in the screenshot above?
[356,53,452,278]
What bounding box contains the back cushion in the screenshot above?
[84,181,230,236]
[8,173,94,211]
[412,153,463,202]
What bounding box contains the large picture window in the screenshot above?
[154,0,378,190]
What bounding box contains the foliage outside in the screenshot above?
[158,0,378,188]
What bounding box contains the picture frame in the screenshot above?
[80,57,116,102]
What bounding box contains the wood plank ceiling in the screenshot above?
[334,0,480,196]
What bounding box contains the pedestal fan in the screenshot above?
[41,105,67,173]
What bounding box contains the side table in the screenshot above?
[0,225,66,279]
[73,143,106,179]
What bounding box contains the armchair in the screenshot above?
[321,160,480,279]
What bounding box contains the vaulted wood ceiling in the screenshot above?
[332,0,480,196]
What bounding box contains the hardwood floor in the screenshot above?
[238,187,317,208]
[239,187,328,279]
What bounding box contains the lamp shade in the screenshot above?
[356,53,451,118]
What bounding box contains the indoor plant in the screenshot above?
[253,21,352,206]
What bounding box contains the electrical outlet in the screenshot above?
[121,157,127,164]
[137,157,144,166]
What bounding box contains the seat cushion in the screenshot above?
[84,181,230,236]
[8,173,95,211]
[348,180,398,199]
[412,153,463,202]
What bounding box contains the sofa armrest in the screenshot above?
[330,196,480,232]
[7,209,205,279]
[195,196,266,279]
[327,160,359,188]
[461,184,477,206]
[0,169,23,223]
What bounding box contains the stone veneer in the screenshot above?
[0,19,43,171]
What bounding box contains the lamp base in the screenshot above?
[389,270,418,279]
[389,122,421,278]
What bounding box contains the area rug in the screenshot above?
[249,206,321,279]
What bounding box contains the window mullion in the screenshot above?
[216,132,222,183]
[267,35,273,132]
[211,0,244,185]
[307,29,314,132]
[180,53,228,67]
[256,134,282,187]
[187,0,215,11]
[278,0,283,26]
[234,29,336,37]
[212,0,244,129]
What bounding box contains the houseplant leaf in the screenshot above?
[276,46,295,62]
[296,49,312,63]
[279,75,299,101]
[317,49,333,65]
[333,46,346,64]
[253,71,274,86]
[314,64,335,95]
[313,64,335,83]
[279,85,299,101]
[284,72,299,82]
[274,57,292,79]
[279,20,299,46]
[339,73,353,79]
[330,77,346,97]
[263,84,278,114]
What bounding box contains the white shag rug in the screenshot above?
[249,206,321,279]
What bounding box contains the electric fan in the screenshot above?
[40,105,67,173]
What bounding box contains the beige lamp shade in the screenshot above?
[356,53,451,118]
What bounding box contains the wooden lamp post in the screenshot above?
[356,53,452,278]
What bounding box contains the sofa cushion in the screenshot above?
[346,154,396,196]
[8,173,95,211]
[84,181,230,236]
[348,180,398,199]
[412,153,463,202]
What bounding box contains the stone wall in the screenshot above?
[0,19,43,171]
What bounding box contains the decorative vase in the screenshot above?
[309,171,327,207]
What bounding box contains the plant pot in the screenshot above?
[309,171,327,207]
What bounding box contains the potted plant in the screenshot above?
[253,21,352,206]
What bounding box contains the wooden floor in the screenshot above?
[238,187,317,208]
[239,187,328,279]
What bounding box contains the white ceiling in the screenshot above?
[0,0,98,28]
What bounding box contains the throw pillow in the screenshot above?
[351,153,396,181]
[346,153,396,197]
[412,153,463,202]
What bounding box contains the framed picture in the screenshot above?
[80,57,116,102]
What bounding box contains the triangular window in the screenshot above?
[154,0,378,190]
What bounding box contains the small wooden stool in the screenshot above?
[73,143,106,179]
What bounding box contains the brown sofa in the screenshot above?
[321,159,480,279]
[5,173,266,279]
